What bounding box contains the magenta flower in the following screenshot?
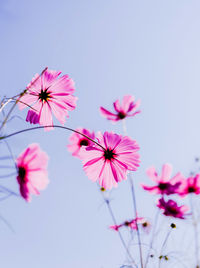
[110,217,148,232]
[16,144,49,202]
[157,198,188,219]
[110,223,123,231]
[100,95,141,122]
[18,68,77,129]
[178,174,200,197]
[67,128,95,158]
[142,164,183,195]
[81,131,140,189]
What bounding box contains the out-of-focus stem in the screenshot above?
[189,195,200,268]
[129,175,144,268]
[158,229,172,268]
[121,119,143,267]
[104,197,138,268]
[144,210,159,268]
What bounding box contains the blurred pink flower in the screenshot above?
[110,224,123,231]
[110,217,150,232]
[100,95,140,122]
[142,164,183,195]
[16,144,49,202]
[18,68,77,130]
[67,128,95,158]
[157,198,188,219]
[178,174,200,196]
[81,131,140,189]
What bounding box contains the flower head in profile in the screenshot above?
[16,144,49,202]
[178,174,200,197]
[142,164,183,195]
[81,131,140,189]
[67,128,95,158]
[18,68,77,130]
[157,198,188,219]
[100,95,140,122]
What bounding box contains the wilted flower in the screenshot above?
[67,128,95,158]
[16,144,49,202]
[18,68,77,130]
[100,95,140,122]
[81,131,140,189]
[142,164,183,195]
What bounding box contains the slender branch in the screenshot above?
[129,175,144,268]
[0,125,105,150]
[0,67,48,132]
[189,194,200,268]
[158,229,172,268]
[104,197,138,268]
[144,210,160,268]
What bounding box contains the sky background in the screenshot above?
[1,0,200,267]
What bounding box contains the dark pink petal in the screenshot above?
[26,110,39,124]
[99,107,118,121]
[16,144,49,202]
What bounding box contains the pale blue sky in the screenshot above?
[0,0,200,267]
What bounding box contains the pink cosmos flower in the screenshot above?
[18,68,77,129]
[100,95,141,122]
[157,198,188,219]
[178,174,200,197]
[16,144,49,202]
[142,164,183,195]
[81,131,140,189]
[110,223,123,231]
[110,217,148,232]
[67,128,95,158]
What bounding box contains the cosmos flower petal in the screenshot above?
[99,107,118,121]
[83,157,105,182]
[18,68,77,128]
[26,110,40,124]
[81,131,140,189]
[121,95,135,113]
[39,102,53,129]
[67,128,95,158]
[161,163,172,181]
[16,144,49,202]
[101,95,140,122]
[146,167,159,182]
[18,94,38,110]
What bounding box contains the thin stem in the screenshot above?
[0,125,105,151]
[121,119,143,267]
[0,98,13,113]
[0,67,48,132]
[158,229,172,268]
[189,194,200,268]
[129,175,144,268]
[104,197,138,268]
[144,210,160,268]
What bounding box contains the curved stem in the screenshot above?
[0,125,105,151]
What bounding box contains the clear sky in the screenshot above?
[1,0,200,267]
